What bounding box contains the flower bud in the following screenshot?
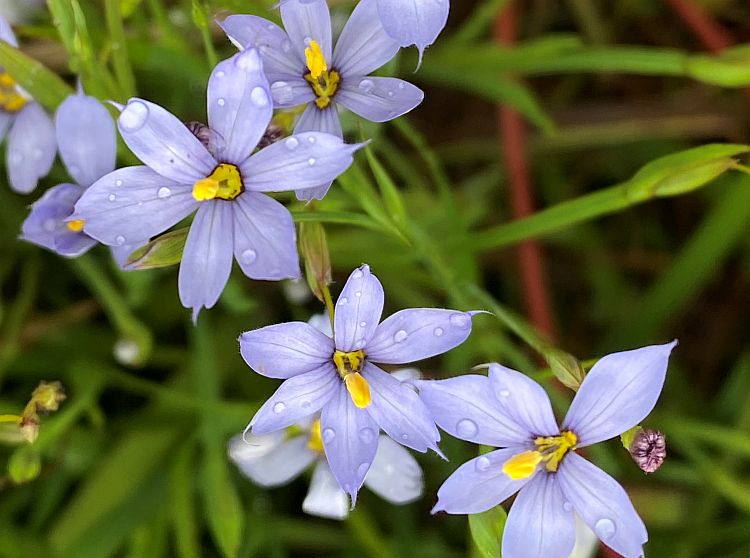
[629,428,666,474]
[299,221,332,303]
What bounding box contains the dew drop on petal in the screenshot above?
[217,98,226,107]
[241,249,257,265]
[215,70,225,78]
[475,456,491,472]
[339,297,348,305]
[108,194,117,202]
[272,402,286,413]
[284,137,299,150]
[115,235,126,246]
[250,86,269,107]
[354,291,362,297]
[394,330,408,343]
[352,268,363,279]
[307,157,316,166]
[358,427,374,444]
[119,100,149,132]
[562,501,573,512]
[449,312,471,329]
[281,40,293,53]
[398,82,405,89]
[307,136,315,144]
[497,388,510,398]
[433,327,444,337]
[359,321,367,328]
[271,81,293,105]
[115,179,123,187]
[157,187,171,199]
[322,428,336,443]
[358,79,375,93]
[401,433,409,441]
[235,50,261,71]
[594,518,616,540]
[301,399,311,409]
[456,419,478,438]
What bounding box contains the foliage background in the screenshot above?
[0,0,749,557]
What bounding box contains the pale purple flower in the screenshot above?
[20,92,116,258]
[239,264,477,503]
[220,0,424,200]
[0,16,56,194]
[418,342,677,558]
[73,49,360,320]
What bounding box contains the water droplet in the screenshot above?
[357,462,370,477]
[301,399,311,409]
[394,329,408,343]
[215,70,225,78]
[359,321,367,328]
[241,249,257,264]
[43,218,56,232]
[236,49,261,71]
[456,419,478,438]
[119,100,149,132]
[358,428,375,444]
[358,79,375,93]
[157,187,171,199]
[307,157,316,166]
[339,297,348,305]
[281,40,293,53]
[307,136,315,144]
[217,98,226,107]
[398,82,405,89]
[284,137,299,150]
[266,23,275,30]
[303,36,312,46]
[433,327,444,337]
[563,501,573,512]
[449,312,471,329]
[115,179,123,187]
[354,291,362,297]
[352,268,363,279]
[322,428,336,443]
[270,81,293,105]
[475,456,491,472]
[594,518,616,540]
[387,91,394,97]
[108,194,117,202]
[115,235,126,246]
[401,433,409,441]
[250,86,269,107]
[497,389,510,398]
[273,402,286,413]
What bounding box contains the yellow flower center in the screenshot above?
[66,219,85,233]
[333,349,371,409]
[303,40,340,110]
[0,72,27,113]
[307,419,324,453]
[192,163,244,201]
[502,431,578,480]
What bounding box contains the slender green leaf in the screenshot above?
[0,42,72,110]
[468,506,507,558]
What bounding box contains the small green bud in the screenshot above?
[545,349,585,391]
[126,228,188,270]
[8,445,41,484]
[299,221,332,303]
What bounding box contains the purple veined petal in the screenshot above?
[208,49,272,164]
[432,447,534,515]
[228,433,315,487]
[334,264,383,352]
[218,15,302,76]
[562,341,677,447]
[366,308,474,365]
[280,0,332,65]
[332,0,399,77]
[240,131,360,192]
[363,363,441,454]
[72,166,197,246]
[54,227,98,258]
[6,102,56,194]
[239,321,334,379]
[336,77,424,123]
[268,76,315,108]
[20,182,86,254]
[501,473,576,558]
[55,93,116,188]
[232,191,300,281]
[302,460,350,520]
[487,363,559,438]
[292,103,342,201]
[415,375,533,447]
[320,382,379,504]
[248,364,339,435]
[178,200,234,321]
[363,435,422,504]
[0,16,19,46]
[558,452,648,558]
[376,0,449,63]
[0,112,15,143]
[117,98,216,184]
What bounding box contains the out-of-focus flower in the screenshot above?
[73,49,360,320]
[15,380,66,443]
[220,0,423,200]
[0,16,56,193]
[0,0,44,25]
[419,342,676,558]
[239,264,477,503]
[21,92,116,257]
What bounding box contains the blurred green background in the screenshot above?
[1,0,750,556]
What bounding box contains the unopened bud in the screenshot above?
[629,428,666,474]
[545,349,585,391]
[8,445,41,484]
[19,415,39,444]
[299,221,332,303]
[30,381,66,413]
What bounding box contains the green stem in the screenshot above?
[104,0,137,99]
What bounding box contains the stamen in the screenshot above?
[307,419,324,452]
[66,219,85,233]
[0,72,27,113]
[333,349,365,377]
[192,163,244,201]
[304,40,327,79]
[344,373,371,409]
[502,451,543,480]
[534,430,578,472]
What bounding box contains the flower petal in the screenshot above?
[73,166,197,246]
[208,49,272,164]
[558,452,648,558]
[232,191,300,281]
[366,308,474,365]
[501,474,576,558]
[239,321,334,379]
[280,0,332,64]
[0,112,14,143]
[302,460,350,520]
[218,15,302,76]
[7,102,56,194]
[363,363,440,454]
[336,77,423,123]
[229,433,315,487]
[241,131,359,192]
[117,98,216,183]
[390,367,421,382]
[562,342,677,446]
[376,0,449,61]
[268,76,316,108]
[334,264,383,352]
[178,200,234,321]
[249,365,339,435]
[488,363,559,437]
[332,0,399,76]
[432,448,533,514]
[415,374,532,447]
[320,382,379,504]
[0,16,18,46]
[364,435,422,504]
[56,93,116,187]
[292,104,342,201]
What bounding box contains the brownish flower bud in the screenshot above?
[629,428,666,474]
